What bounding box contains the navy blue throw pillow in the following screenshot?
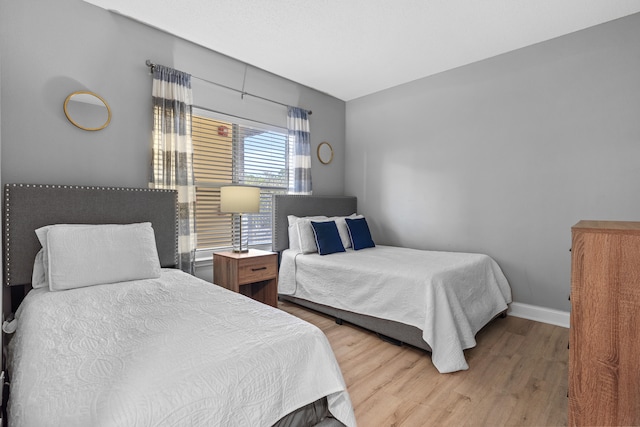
[311,221,346,255]
[345,217,375,250]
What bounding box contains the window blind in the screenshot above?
[192,109,289,251]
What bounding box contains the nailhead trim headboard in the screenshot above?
[2,184,179,289]
[272,194,358,253]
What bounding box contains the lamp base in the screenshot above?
[232,248,249,254]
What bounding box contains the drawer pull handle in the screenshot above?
[251,267,267,271]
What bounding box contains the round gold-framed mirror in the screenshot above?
[317,141,334,165]
[63,91,111,131]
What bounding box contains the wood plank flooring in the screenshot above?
[279,301,569,427]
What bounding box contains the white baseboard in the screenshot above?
[507,302,570,329]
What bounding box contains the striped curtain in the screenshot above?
[150,64,197,274]
[287,107,312,194]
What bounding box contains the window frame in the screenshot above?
[192,107,291,261]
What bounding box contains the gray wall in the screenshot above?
[0,0,345,195]
[1,0,345,284]
[346,13,640,312]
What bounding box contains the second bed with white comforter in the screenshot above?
[279,245,512,373]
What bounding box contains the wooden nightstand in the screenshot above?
[213,249,278,307]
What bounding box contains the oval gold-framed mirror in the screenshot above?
[317,141,334,165]
[63,91,112,131]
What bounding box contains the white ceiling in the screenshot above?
[83,0,640,101]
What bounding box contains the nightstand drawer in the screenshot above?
[237,255,277,285]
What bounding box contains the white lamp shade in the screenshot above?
[220,186,260,214]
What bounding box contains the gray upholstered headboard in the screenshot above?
[3,184,179,290]
[272,194,358,252]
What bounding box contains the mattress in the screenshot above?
[279,245,512,373]
[7,269,355,427]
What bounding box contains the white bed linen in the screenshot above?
[279,246,512,373]
[7,269,355,427]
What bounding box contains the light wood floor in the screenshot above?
[279,301,569,427]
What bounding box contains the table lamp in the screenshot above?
[220,185,261,253]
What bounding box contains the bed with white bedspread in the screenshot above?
[279,247,511,373]
[8,269,354,427]
[273,194,512,374]
[2,184,356,427]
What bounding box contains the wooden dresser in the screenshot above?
[569,220,640,426]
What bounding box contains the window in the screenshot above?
[192,108,290,253]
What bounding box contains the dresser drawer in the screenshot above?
[237,255,277,285]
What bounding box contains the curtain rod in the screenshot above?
[145,60,311,115]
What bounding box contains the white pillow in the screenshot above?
[288,225,301,252]
[287,215,329,226]
[31,249,48,289]
[287,215,301,227]
[329,214,362,249]
[35,223,93,286]
[35,223,161,291]
[287,216,328,253]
